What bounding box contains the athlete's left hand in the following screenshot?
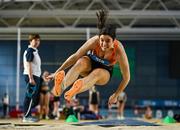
[108,93,118,107]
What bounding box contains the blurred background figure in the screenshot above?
[155,109,163,119]
[72,97,84,120]
[144,106,153,119]
[22,34,41,123]
[52,96,60,120]
[117,91,127,119]
[89,86,100,115]
[71,96,102,120]
[2,93,9,118]
[39,71,50,120]
[62,98,76,120]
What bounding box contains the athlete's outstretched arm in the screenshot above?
[108,41,130,106]
[48,36,99,78]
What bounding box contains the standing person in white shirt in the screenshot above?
[22,34,41,123]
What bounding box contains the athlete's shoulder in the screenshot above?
[114,39,122,45]
[114,39,124,48]
[114,39,126,56]
[85,35,99,48]
[89,35,99,42]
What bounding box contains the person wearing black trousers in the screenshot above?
[22,34,41,123]
[2,93,9,118]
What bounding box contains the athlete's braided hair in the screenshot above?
[96,9,108,30]
[96,9,116,40]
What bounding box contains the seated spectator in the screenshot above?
[144,106,153,119]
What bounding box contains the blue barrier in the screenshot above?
[136,100,180,107]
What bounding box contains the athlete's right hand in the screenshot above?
[46,73,55,80]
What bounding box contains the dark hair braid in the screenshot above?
[96,9,116,40]
[96,9,108,30]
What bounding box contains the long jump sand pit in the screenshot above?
[0,118,179,130]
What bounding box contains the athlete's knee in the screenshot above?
[92,69,110,83]
[74,57,90,70]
